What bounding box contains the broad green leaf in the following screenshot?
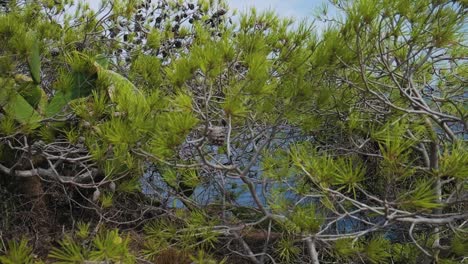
[95,54,109,69]
[64,51,99,99]
[69,71,97,100]
[45,91,71,117]
[96,62,138,100]
[17,83,43,109]
[0,89,41,128]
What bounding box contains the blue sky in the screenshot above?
[226,0,327,20]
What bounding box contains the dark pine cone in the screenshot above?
[75,42,85,51]
[208,126,225,146]
[50,47,60,57]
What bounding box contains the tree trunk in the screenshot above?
[16,175,47,213]
[430,141,441,263]
[306,237,320,264]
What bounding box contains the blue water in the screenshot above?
[141,168,281,208]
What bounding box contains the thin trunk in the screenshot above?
[430,141,441,263]
[306,237,320,264]
[423,117,442,263]
[17,175,47,212]
[233,232,260,264]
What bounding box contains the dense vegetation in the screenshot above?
[0,0,466,263]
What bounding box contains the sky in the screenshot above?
[84,0,329,21]
[226,0,326,20]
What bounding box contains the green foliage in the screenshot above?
[38,125,56,143]
[62,127,79,144]
[391,242,420,264]
[27,33,41,84]
[181,169,201,189]
[190,250,226,264]
[373,121,419,165]
[150,112,199,158]
[63,52,99,99]
[0,0,466,263]
[364,236,392,263]
[262,149,293,181]
[49,235,87,264]
[333,238,363,261]
[146,29,161,50]
[143,211,220,261]
[13,76,42,107]
[75,222,91,240]
[287,204,323,233]
[45,91,71,117]
[333,236,392,263]
[185,210,220,250]
[398,179,441,210]
[97,118,136,146]
[439,141,468,179]
[130,54,162,89]
[89,229,135,263]
[268,186,294,213]
[332,156,365,194]
[439,258,466,264]
[143,219,176,259]
[0,238,34,264]
[99,191,114,208]
[0,88,42,129]
[49,227,135,263]
[90,90,108,119]
[117,177,141,193]
[450,232,468,257]
[0,114,16,135]
[275,238,300,263]
[290,143,334,187]
[222,93,249,118]
[291,144,364,194]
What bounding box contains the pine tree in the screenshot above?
[0,0,466,263]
